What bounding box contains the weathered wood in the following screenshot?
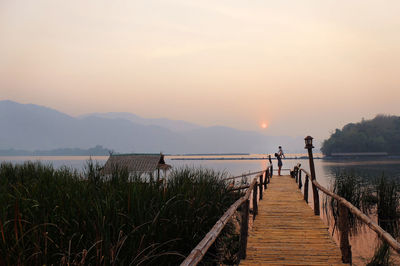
[240,175,344,265]
[306,149,320,216]
[223,163,271,181]
[311,178,400,254]
[239,199,250,260]
[298,170,302,190]
[259,175,263,200]
[181,195,247,266]
[270,165,273,179]
[229,185,250,192]
[312,182,320,216]
[252,183,258,218]
[304,174,309,203]
[263,171,267,189]
[338,203,352,263]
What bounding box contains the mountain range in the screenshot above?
[0,100,308,154]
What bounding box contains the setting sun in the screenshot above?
[261,122,268,129]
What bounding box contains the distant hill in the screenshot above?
[0,100,306,154]
[321,115,400,155]
[80,112,201,132]
[0,145,111,156]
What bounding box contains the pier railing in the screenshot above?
[291,165,400,263]
[180,163,273,266]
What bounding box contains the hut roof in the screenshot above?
[102,153,171,174]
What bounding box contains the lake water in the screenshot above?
[2,153,399,184]
[1,154,400,264]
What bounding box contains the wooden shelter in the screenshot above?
[102,153,171,180]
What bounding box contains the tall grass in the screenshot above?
[0,161,241,265]
[324,171,400,265]
[324,172,367,234]
[367,176,400,266]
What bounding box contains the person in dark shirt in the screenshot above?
[275,152,283,176]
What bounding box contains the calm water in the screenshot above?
[1,154,400,185]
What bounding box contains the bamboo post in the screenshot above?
[298,170,302,189]
[239,199,250,260]
[338,203,352,263]
[304,174,309,203]
[270,165,273,179]
[252,183,258,218]
[264,170,267,189]
[311,179,320,215]
[259,175,263,200]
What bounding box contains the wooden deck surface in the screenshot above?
[240,175,345,266]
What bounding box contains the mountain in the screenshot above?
[321,115,400,155]
[0,145,111,156]
[0,100,306,154]
[80,112,201,132]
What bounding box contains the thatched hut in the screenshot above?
[102,153,171,181]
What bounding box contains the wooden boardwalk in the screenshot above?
[240,175,345,265]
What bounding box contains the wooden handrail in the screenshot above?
[222,170,265,181]
[311,177,400,253]
[228,184,250,192]
[300,168,311,176]
[181,175,261,266]
[296,166,400,255]
[222,163,272,181]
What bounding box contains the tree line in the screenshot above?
[321,115,400,155]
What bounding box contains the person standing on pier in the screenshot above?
[274,153,283,176]
[275,146,285,176]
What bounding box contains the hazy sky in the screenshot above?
[1,0,399,141]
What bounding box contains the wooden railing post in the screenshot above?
[252,183,258,218]
[239,199,250,260]
[298,170,302,190]
[259,175,263,200]
[264,171,267,189]
[304,175,309,203]
[270,165,273,179]
[338,203,352,264]
[295,169,298,183]
[312,183,320,216]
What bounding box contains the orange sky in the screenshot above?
[1,0,399,141]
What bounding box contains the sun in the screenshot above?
[261,122,268,129]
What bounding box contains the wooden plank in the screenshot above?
[240,175,345,265]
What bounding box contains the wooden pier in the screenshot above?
[240,175,344,265]
[181,137,400,266]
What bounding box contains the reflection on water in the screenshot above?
[322,159,400,183]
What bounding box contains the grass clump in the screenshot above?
[0,161,241,265]
[324,172,366,234]
[367,176,400,266]
[325,171,400,265]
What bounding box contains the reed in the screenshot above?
[0,161,241,265]
[324,171,400,265]
[367,176,400,266]
[324,171,367,234]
